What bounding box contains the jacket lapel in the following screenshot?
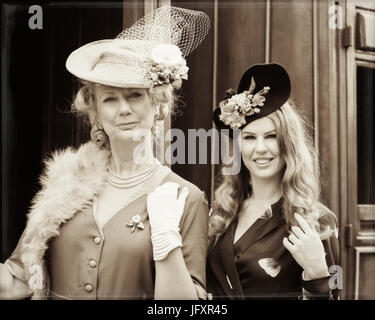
[208,218,245,299]
[234,217,283,258]
[234,198,284,256]
[219,220,245,298]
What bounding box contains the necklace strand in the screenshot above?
[106,161,161,189]
[107,158,159,180]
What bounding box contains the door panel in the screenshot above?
[346,0,375,299]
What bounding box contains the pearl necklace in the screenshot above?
[106,159,161,189]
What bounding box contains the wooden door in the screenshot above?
[344,0,375,300]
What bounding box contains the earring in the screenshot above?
[153,103,162,121]
[90,122,108,149]
[151,121,161,141]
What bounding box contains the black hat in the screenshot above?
[213,63,291,138]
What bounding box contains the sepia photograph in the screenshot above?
[1,0,374,307]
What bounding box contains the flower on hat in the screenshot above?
[219,109,246,130]
[219,77,271,129]
[230,92,247,108]
[220,100,236,113]
[151,44,183,66]
[252,92,266,107]
[148,44,189,87]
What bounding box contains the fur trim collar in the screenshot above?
[20,142,110,299]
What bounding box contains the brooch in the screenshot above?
[126,214,145,232]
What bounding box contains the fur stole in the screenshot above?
[20,142,110,299]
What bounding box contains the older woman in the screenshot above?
[207,63,339,299]
[0,6,210,300]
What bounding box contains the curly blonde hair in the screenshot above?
[209,101,336,245]
[71,80,178,148]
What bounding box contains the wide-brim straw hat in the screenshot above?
[65,5,210,89]
[66,39,156,88]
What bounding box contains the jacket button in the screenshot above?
[89,260,97,268]
[85,284,93,292]
[94,237,101,245]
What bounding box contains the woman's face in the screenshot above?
[95,85,155,142]
[239,116,284,181]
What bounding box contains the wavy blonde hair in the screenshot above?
[71,80,178,148]
[209,101,336,245]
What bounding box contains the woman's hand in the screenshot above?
[283,213,330,280]
[147,182,189,261]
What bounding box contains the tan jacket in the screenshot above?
[6,142,208,299]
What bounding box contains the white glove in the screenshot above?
[147,182,189,261]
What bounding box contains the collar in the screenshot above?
[232,197,284,257]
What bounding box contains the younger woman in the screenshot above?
[207,63,339,299]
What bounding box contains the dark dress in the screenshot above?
[206,198,339,300]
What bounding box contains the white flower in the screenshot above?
[151,44,184,66]
[172,63,189,80]
[220,110,246,129]
[219,112,233,125]
[228,92,247,107]
[252,92,266,107]
[242,105,255,116]
[240,99,254,115]
[148,44,188,87]
[220,101,236,113]
[229,111,246,129]
[217,84,272,129]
